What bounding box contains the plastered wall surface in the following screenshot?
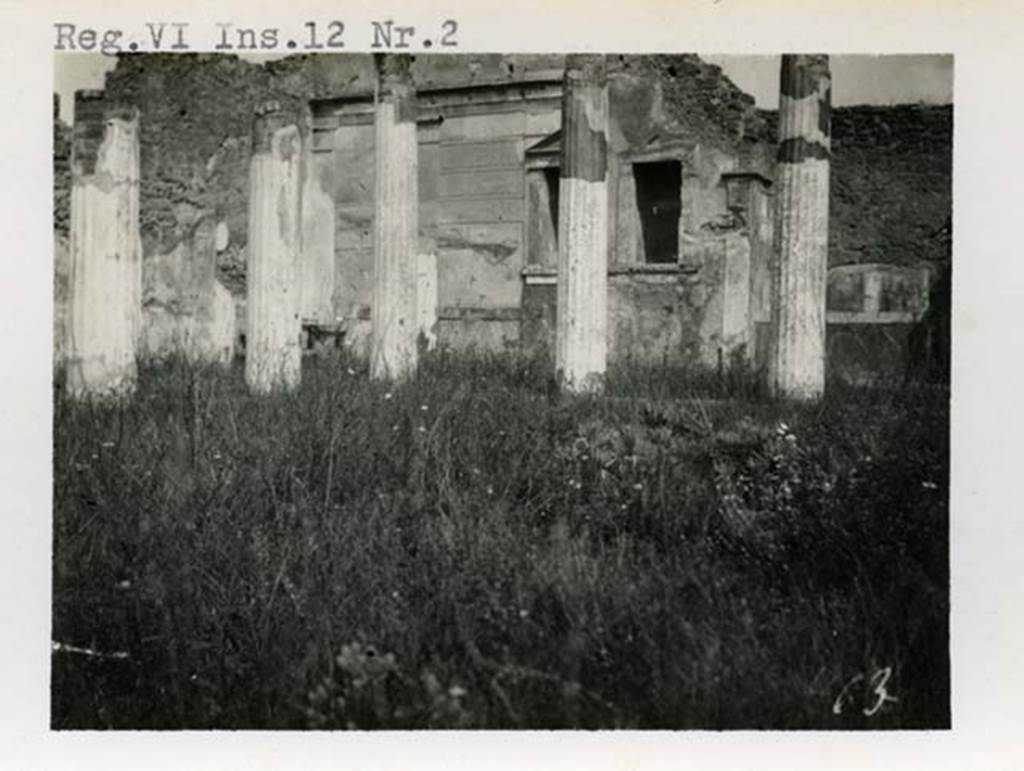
[52,54,951,380]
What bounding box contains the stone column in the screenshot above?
[65,93,142,400]
[556,54,609,393]
[370,54,419,381]
[769,54,832,400]
[246,100,303,393]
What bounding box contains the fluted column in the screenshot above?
[246,100,303,393]
[66,93,142,400]
[769,54,832,400]
[556,54,609,393]
[370,53,419,381]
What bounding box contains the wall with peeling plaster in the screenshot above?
[51,54,951,378]
[312,55,772,358]
[50,54,788,363]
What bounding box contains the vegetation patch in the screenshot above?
[52,352,948,729]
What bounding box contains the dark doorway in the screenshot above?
[634,161,681,264]
[544,166,560,241]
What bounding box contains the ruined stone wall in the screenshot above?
[92,53,760,281]
[53,109,73,365]
[753,104,952,268]
[51,55,949,375]
[322,99,546,353]
[626,55,769,154]
[313,55,772,357]
[54,109,72,236]
[102,54,304,293]
[54,56,950,285]
[829,105,952,267]
[53,53,761,288]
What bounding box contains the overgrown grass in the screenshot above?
[51,351,949,729]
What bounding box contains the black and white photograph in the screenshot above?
[3,0,1024,767]
[49,49,952,730]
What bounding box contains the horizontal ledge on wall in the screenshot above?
[521,263,700,284]
[304,307,522,326]
[621,142,696,164]
[438,306,521,322]
[720,171,774,187]
[312,79,563,126]
[826,311,925,325]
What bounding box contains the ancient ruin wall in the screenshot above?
[53,55,951,371]
[753,104,952,268]
[87,54,762,280]
[101,54,307,294]
[59,57,951,283]
[54,105,72,235]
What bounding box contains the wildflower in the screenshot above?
[486,485,494,496]
[100,441,115,449]
[392,424,399,432]
[922,481,938,490]
[448,685,467,698]
[418,425,426,433]
[347,367,356,375]
[383,392,392,401]
[420,404,428,411]
[518,608,529,619]
[392,590,400,599]
[633,482,643,491]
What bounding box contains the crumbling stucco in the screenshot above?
[51,54,950,385]
[140,217,235,365]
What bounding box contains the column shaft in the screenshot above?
[769,54,832,400]
[370,54,419,381]
[66,94,142,400]
[246,101,303,393]
[556,55,609,393]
